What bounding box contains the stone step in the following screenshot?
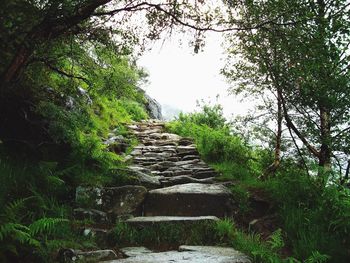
[182,154,201,161]
[126,215,219,225]
[160,175,216,187]
[192,170,219,179]
[105,246,251,263]
[144,183,234,217]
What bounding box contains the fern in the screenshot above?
[29,218,69,236]
[3,197,33,222]
[267,229,285,251]
[0,223,40,247]
[305,251,330,263]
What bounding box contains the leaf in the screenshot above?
[29,218,69,236]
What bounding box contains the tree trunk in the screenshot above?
[261,90,282,179]
[2,46,31,84]
[318,106,332,174]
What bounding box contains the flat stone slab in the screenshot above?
[160,175,215,186]
[179,246,251,261]
[126,216,219,224]
[106,247,251,263]
[120,247,153,257]
[144,183,234,217]
[149,183,231,195]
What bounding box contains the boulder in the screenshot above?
[102,186,147,218]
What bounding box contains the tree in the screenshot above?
[224,0,350,178]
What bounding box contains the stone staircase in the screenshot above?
[67,120,251,263]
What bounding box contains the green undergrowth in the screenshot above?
[110,218,327,263]
[167,104,350,262]
[110,221,218,248]
[0,44,150,261]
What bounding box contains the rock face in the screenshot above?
[136,87,163,119]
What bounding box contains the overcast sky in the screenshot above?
[137,32,254,120]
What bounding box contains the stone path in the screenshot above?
[69,120,251,263]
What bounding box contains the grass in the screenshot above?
[109,220,219,248]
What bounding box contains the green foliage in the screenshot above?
[304,251,330,263]
[178,102,227,129]
[268,170,350,262]
[110,221,218,248]
[267,229,284,251]
[230,184,251,215]
[0,27,149,261]
[214,219,235,243]
[167,105,252,165]
[213,219,288,263]
[168,103,350,262]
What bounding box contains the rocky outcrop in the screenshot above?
[136,88,162,119]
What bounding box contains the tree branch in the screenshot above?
[280,89,320,158]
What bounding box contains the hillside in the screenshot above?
[1,1,350,262]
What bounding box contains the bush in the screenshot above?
[268,170,350,262]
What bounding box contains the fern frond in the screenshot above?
[3,197,34,222]
[29,218,69,236]
[267,228,284,250]
[0,223,40,247]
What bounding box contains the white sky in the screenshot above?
[137,32,254,120]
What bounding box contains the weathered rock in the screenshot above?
[73,208,108,223]
[182,154,200,161]
[176,146,198,153]
[126,216,219,226]
[179,246,251,262]
[160,175,215,186]
[178,137,194,146]
[144,183,234,217]
[143,92,163,119]
[126,168,162,188]
[142,152,174,158]
[192,170,218,179]
[130,149,142,156]
[75,186,102,208]
[83,227,108,239]
[154,140,178,146]
[120,247,153,257]
[105,247,251,263]
[102,186,147,218]
[58,249,117,262]
[105,135,129,154]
